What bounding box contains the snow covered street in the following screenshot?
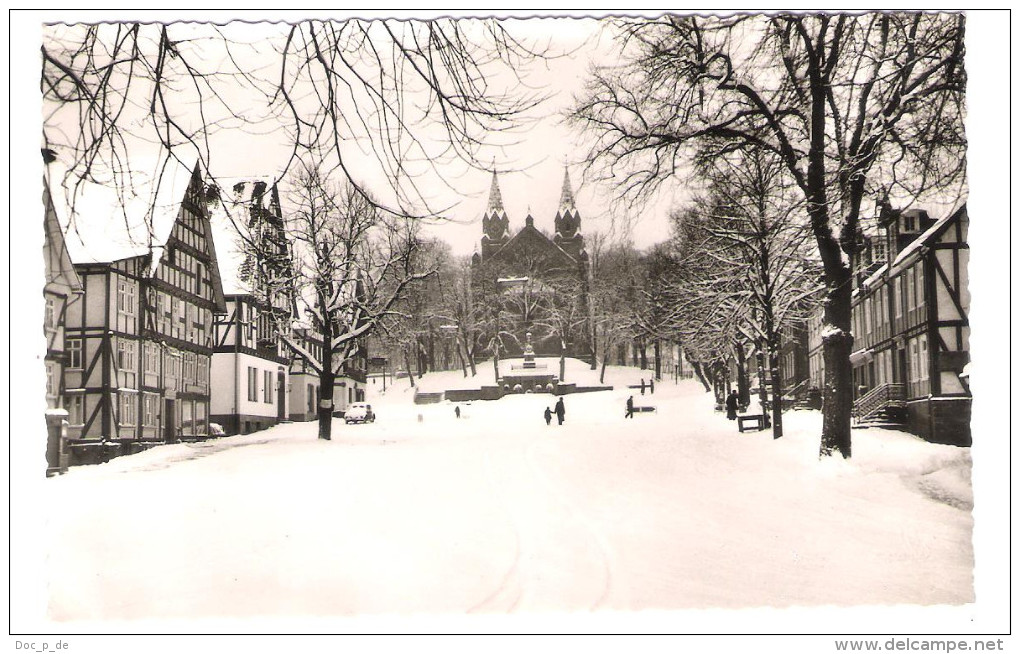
[42,368,974,624]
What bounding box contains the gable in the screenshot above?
[488,224,577,273]
[150,166,227,312]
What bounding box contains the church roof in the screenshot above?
[487,222,579,268]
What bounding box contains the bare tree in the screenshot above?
[571,12,966,457]
[41,19,548,221]
[279,163,435,440]
[679,148,823,437]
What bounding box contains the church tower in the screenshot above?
[553,167,584,260]
[480,169,510,261]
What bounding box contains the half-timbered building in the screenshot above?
[809,204,971,445]
[42,157,85,474]
[209,178,293,435]
[53,154,227,464]
[42,166,84,412]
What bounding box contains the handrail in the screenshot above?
[853,383,905,421]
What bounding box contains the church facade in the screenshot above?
[470,168,592,361]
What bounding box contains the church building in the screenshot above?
[471,168,592,361]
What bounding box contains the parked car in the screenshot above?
[209,423,226,436]
[344,403,376,424]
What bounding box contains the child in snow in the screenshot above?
[544,407,552,425]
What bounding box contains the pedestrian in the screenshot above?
[554,397,565,425]
[640,378,646,395]
[625,395,634,419]
[544,407,552,426]
[650,378,655,394]
[726,389,739,421]
[454,405,461,419]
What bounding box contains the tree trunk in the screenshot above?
[456,340,468,378]
[819,274,855,458]
[639,339,648,370]
[403,347,416,388]
[690,360,712,392]
[755,347,771,427]
[599,353,608,384]
[559,338,566,382]
[653,339,661,380]
[318,368,335,441]
[492,344,500,382]
[735,343,750,407]
[769,342,783,440]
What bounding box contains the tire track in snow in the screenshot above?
[523,437,615,611]
[468,433,615,613]
[466,445,524,614]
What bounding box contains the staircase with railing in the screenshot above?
[853,383,906,427]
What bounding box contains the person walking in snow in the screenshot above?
[625,395,635,419]
[544,407,552,425]
[554,397,565,425]
[725,390,739,421]
[454,405,461,419]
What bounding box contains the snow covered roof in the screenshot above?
[206,176,281,296]
[887,204,965,277]
[49,152,199,272]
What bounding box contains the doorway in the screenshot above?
[164,399,177,443]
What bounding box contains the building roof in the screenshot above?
[207,176,281,296]
[886,204,966,277]
[49,151,199,272]
[855,203,966,298]
[42,175,83,294]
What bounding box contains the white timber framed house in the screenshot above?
[209,178,294,435]
[52,153,227,465]
[808,204,971,446]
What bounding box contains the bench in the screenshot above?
[634,406,656,413]
[737,414,767,432]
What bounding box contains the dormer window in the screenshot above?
[902,213,917,233]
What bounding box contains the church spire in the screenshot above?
[557,166,576,215]
[487,168,505,214]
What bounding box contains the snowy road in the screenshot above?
[43,377,974,621]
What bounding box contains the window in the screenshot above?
[918,335,929,382]
[896,276,905,318]
[144,342,159,374]
[264,370,273,403]
[248,367,258,402]
[45,362,57,398]
[906,268,916,312]
[119,391,137,427]
[143,392,159,427]
[67,394,85,426]
[308,384,315,414]
[67,338,82,369]
[197,356,208,385]
[915,266,925,309]
[117,340,136,371]
[182,351,195,384]
[45,297,56,330]
[872,239,888,263]
[195,401,207,435]
[182,400,194,436]
[117,279,136,316]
